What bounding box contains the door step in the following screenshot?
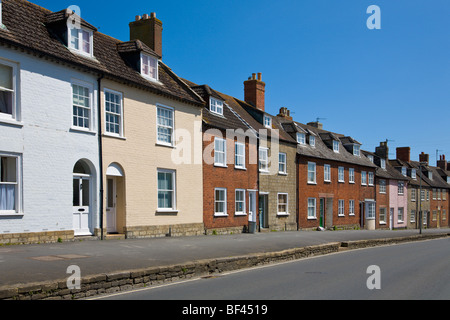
[259,228,270,233]
[105,233,125,240]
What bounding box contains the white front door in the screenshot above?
[106,177,117,233]
[248,191,257,223]
[73,176,91,235]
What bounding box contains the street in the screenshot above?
[90,237,450,300]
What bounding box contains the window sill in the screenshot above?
[307,217,317,220]
[307,182,317,185]
[156,209,178,214]
[0,118,23,127]
[349,213,355,216]
[277,212,289,216]
[214,164,228,168]
[278,172,288,176]
[103,133,126,140]
[235,166,246,171]
[338,214,345,217]
[70,127,96,135]
[156,142,175,148]
[0,211,23,217]
[235,213,247,216]
[214,213,228,217]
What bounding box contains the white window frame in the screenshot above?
[297,133,306,145]
[353,144,360,156]
[349,200,355,216]
[277,193,289,216]
[263,115,272,128]
[401,167,407,176]
[380,207,387,224]
[410,209,416,223]
[140,53,159,81]
[380,159,386,169]
[367,202,375,220]
[309,135,315,147]
[214,188,227,216]
[0,59,19,123]
[68,27,94,57]
[278,152,287,175]
[71,80,94,131]
[398,207,404,223]
[411,169,417,179]
[338,199,345,216]
[307,162,316,184]
[307,198,316,219]
[349,168,355,184]
[214,137,227,167]
[324,164,331,182]
[379,179,386,194]
[338,167,345,183]
[411,188,416,201]
[259,147,269,173]
[157,169,177,212]
[398,182,404,195]
[0,153,21,214]
[235,189,246,215]
[235,142,245,169]
[210,97,223,116]
[156,105,174,147]
[333,140,339,153]
[104,88,124,137]
[368,172,374,186]
[361,171,367,185]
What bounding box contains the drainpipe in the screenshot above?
[97,73,105,240]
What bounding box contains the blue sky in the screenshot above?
[33,0,450,163]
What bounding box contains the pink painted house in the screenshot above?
[389,178,408,229]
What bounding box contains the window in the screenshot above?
[379,179,386,193]
[157,169,176,211]
[411,169,416,179]
[447,177,450,184]
[214,137,226,167]
[104,89,123,136]
[309,135,315,147]
[438,189,441,200]
[338,167,344,182]
[380,159,386,170]
[443,209,447,221]
[427,190,429,201]
[277,193,288,215]
[349,168,355,183]
[263,115,271,128]
[72,83,91,130]
[0,61,17,120]
[0,155,19,212]
[420,190,425,201]
[141,54,158,80]
[398,207,404,222]
[235,189,246,215]
[349,200,355,215]
[411,188,416,201]
[324,164,331,182]
[353,144,360,156]
[210,97,223,116]
[338,200,345,216]
[308,162,316,184]
[69,27,93,56]
[432,188,436,200]
[361,171,367,185]
[297,133,306,145]
[214,188,227,216]
[367,155,374,163]
[410,209,416,223]
[259,148,269,172]
[307,198,316,219]
[380,208,386,224]
[428,171,433,180]
[368,172,374,186]
[278,152,286,174]
[443,190,447,200]
[333,140,339,153]
[401,167,407,176]
[157,106,174,146]
[398,182,404,195]
[235,142,245,169]
[367,202,375,219]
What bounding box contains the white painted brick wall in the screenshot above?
[0,48,100,235]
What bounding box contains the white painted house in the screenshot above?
[0,0,101,240]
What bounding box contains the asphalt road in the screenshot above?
[91,237,450,300]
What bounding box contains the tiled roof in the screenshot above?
[362,150,408,181]
[0,0,203,106]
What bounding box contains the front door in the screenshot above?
[106,177,117,233]
[259,194,269,229]
[319,198,325,228]
[73,176,91,235]
[390,208,394,230]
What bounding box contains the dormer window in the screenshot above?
[210,97,223,116]
[447,176,450,184]
[309,135,315,147]
[264,115,272,128]
[411,169,416,179]
[353,144,360,156]
[401,167,407,176]
[68,27,93,57]
[333,140,339,153]
[380,159,386,169]
[367,155,374,163]
[141,53,158,81]
[428,171,432,180]
[297,133,306,145]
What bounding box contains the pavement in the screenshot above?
[0,227,449,290]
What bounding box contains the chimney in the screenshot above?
[396,147,410,162]
[419,152,429,165]
[437,154,447,170]
[129,12,163,57]
[244,73,265,112]
[375,141,389,160]
[277,107,292,120]
[307,121,323,130]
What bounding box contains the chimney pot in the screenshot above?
[129,12,163,57]
[244,73,266,112]
[142,14,149,19]
[151,12,156,18]
[135,15,141,21]
[257,73,262,81]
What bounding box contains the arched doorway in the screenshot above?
[106,163,124,234]
[73,160,94,236]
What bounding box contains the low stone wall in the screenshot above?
[205,226,247,235]
[0,230,74,245]
[340,233,450,249]
[124,223,205,239]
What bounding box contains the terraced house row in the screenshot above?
[0,0,448,244]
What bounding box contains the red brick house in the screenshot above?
[185,82,259,234]
[277,117,377,230]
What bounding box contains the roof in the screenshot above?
[0,0,203,106]
[409,161,450,190]
[277,118,377,168]
[362,150,409,181]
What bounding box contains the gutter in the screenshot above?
[97,73,105,240]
